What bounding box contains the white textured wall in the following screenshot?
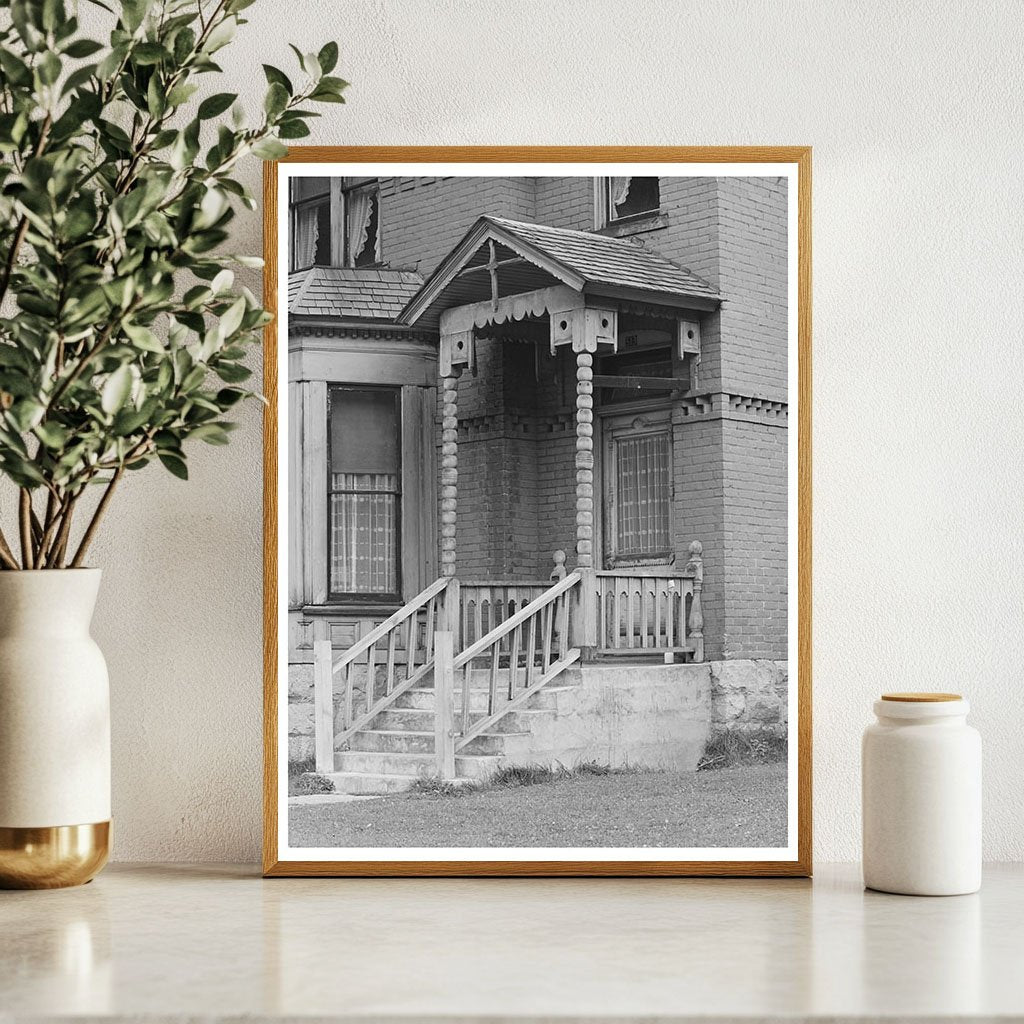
[59,0,1024,862]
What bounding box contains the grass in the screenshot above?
[698,728,787,771]
[288,757,334,797]
[289,763,787,848]
[407,761,642,797]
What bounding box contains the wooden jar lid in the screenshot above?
[880,692,962,702]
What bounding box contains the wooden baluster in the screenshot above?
[489,643,500,715]
[385,627,397,696]
[622,577,630,647]
[460,657,471,737]
[344,662,354,730]
[365,639,376,715]
[434,631,456,780]
[404,614,416,681]
[313,640,334,774]
[473,595,483,648]
[640,580,650,648]
[508,622,520,698]
[665,581,676,648]
[541,602,553,672]
[559,590,571,658]
[525,615,537,688]
[655,585,664,651]
[425,598,436,662]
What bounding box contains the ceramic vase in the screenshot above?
[0,569,110,888]
[862,692,981,896]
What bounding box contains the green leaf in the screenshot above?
[198,91,237,119]
[101,365,133,415]
[158,452,188,479]
[166,82,199,107]
[218,296,246,339]
[263,82,288,117]
[214,362,251,384]
[38,51,62,86]
[278,120,310,140]
[203,16,236,53]
[262,64,292,94]
[251,137,287,160]
[317,41,339,74]
[123,322,164,353]
[63,38,104,58]
[34,421,69,449]
[132,42,168,66]
[190,422,230,445]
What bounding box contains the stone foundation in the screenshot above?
[287,658,789,765]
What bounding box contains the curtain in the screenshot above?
[330,473,398,594]
[615,433,670,555]
[293,205,319,268]
[610,176,633,209]
[346,189,373,263]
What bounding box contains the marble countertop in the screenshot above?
[1,862,1022,1021]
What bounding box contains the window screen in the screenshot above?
[614,432,671,557]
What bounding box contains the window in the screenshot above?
[289,177,381,271]
[328,387,401,599]
[290,177,331,271]
[342,177,380,267]
[596,176,660,226]
[604,413,672,566]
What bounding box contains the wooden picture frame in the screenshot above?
[263,147,812,877]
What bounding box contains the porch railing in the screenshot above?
[312,575,456,773]
[593,572,697,657]
[458,580,550,647]
[433,571,582,764]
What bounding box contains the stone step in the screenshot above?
[348,729,532,757]
[396,683,579,713]
[332,749,503,780]
[324,772,420,795]
[369,705,554,734]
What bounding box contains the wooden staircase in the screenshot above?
[309,553,706,796]
[322,668,583,794]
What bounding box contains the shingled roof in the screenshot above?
[289,267,424,322]
[487,217,719,300]
[399,216,719,329]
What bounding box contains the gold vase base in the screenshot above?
[0,821,110,889]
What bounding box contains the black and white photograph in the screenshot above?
[271,157,808,870]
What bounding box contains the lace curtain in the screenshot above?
[610,176,633,209]
[292,205,319,268]
[346,189,374,262]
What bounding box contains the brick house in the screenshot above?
[286,174,789,781]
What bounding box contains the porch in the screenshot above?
[307,216,723,780]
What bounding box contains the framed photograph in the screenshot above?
[263,147,811,876]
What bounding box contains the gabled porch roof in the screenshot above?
[398,216,720,331]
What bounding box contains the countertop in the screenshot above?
[2,863,1022,1021]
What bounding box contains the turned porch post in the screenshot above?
[575,350,595,570]
[440,373,459,579]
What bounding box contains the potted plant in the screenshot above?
[0,0,345,887]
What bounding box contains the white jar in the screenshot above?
[862,693,981,895]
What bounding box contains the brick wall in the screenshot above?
[720,414,788,660]
[380,176,536,275]
[395,174,792,659]
[715,176,788,398]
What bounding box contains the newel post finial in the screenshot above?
[550,550,567,581]
[686,540,704,662]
